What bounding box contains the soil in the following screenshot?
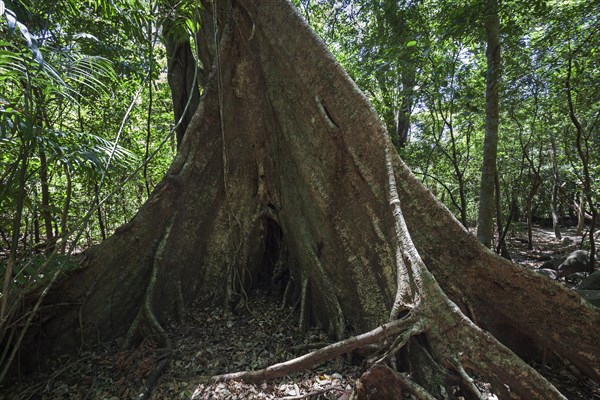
[2,291,361,400]
[1,225,598,400]
[506,225,583,268]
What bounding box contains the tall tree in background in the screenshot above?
[162,0,202,147]
[375,0,420,148]
[566,48,597,271]
[476,0,500,247]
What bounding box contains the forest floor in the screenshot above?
[506,225,584,269]
[1,225,599,400]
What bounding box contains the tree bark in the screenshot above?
[39,148,54,253]
[550,137,562,240]
[494,170,510,259]
[162,14,202,147]
[566,51,596,271]
[394,71,415,148]
[93,181,106,241]
[476,0,500,247]
[59,165,72,254]
[0,144,29,336]
[9,0,600,397]
[576,191,586,235]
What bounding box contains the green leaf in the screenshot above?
[406,40,417,47]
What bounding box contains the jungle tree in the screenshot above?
[2,2,598,399]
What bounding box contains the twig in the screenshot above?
[282,385,345,399]
[138,352,171,400]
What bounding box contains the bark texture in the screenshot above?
[476,0,500,247]
[14,0,600,397]
[164,35,201,146]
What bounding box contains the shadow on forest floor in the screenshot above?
[1,225,599,400]
[507,224,584,266]
[2,292,362,400]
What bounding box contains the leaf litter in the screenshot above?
[1,225,599,399]
[1,289,360,400]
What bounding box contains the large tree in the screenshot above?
[7,1,599,398]
[476,0,501,247]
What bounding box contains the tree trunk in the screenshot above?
[0,144,30,335]
[525,177,542,251]
[39,148,54,253]
[9,1,599,397]
[93,181,106,241]
[59,165,72,254]
[476,0,500,248]
[494,170,510,259]
[550,137,562,240]
[394,71,415,148]
[162,19,201,147]
[567,51,596,271]
[576,191,586,235]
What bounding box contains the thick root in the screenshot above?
[208,314,421,383]
[125,222,174,349]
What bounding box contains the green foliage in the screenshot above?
[0,0,179,303]
[298,0,598,230]
[4,253,79,289]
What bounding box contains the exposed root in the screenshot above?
[208,313,420,383]
[125,220,174,352]
[451,356,485,400]
[183,142,575,399]
[298,275,309,332]
[197,156,572,396]
[375,319,423,363]
[124,268,171,349]
[120,222,176,400]
[394,372,437,400]
[305,242,346,339]
[280,274,293,310]
[138,351,171,400]
[175,279,185,324]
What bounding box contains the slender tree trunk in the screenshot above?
[0,144,29,335]
[94,181,106,241]
[525,174,542,251]
[550,138,562,240]
[566,51,596,271]
[59,166,72,254]
[576,191,586,235]
[162,10,202,147]
[39,148,54,253]
[494,170,510,259]
[458,181,468,228]
[455,165,468,228]
[476,0,500,248]
[144,16,155,197]
[394,71,415,148]
[526,196,534,250]
[33,209,40,252]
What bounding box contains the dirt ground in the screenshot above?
[507,225,583,266]
[1,224,598,400]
